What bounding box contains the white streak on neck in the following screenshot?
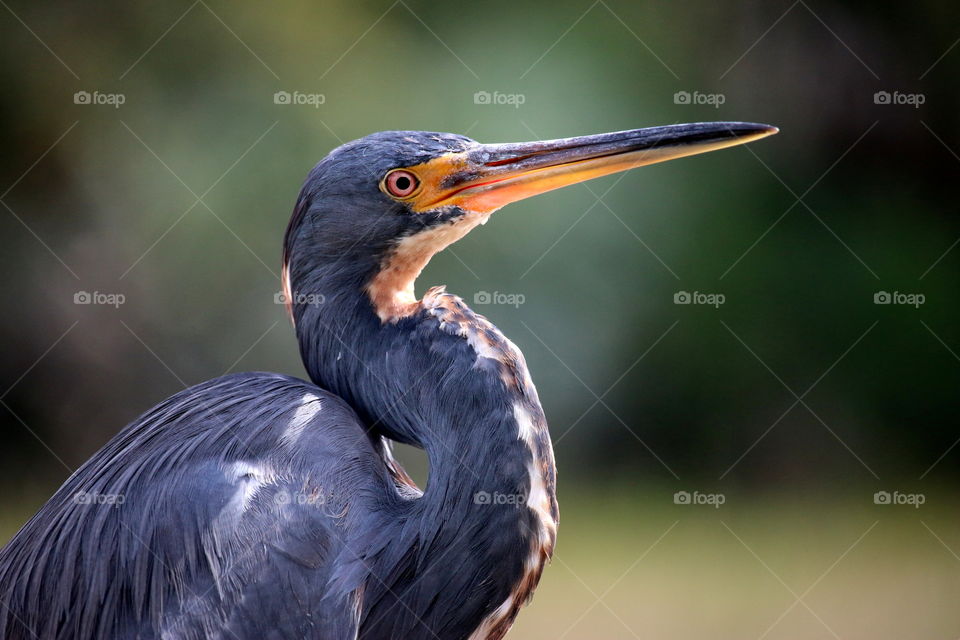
[513,403,556,536]
[467,595,515,640]
[366,213,491,322]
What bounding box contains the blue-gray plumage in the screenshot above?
[0,123,777,639]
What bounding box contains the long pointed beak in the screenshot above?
[409,122,778,213]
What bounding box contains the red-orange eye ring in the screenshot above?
[382,169,421,199]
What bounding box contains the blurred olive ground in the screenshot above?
[518,491,960,639]
[3,489,957,639]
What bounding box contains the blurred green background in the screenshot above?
[1,1,958,637]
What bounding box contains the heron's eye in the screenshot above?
[383,170,420,199]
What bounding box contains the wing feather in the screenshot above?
[0,372,396,640]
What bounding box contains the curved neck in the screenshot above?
[291,272,557,638]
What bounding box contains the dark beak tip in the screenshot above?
[744,122,779,137]
[713,121,778,136]
[719,121,779,142]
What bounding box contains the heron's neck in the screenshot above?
[292,279,557,638]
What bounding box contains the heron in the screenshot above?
[0,121,776,639]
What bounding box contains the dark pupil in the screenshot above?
[395,176,411,191]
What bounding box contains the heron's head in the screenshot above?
[283,124,777,322]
